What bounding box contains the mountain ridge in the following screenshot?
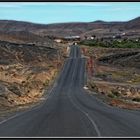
[0,16,140,38]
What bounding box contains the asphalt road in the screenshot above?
[0,45,140,137]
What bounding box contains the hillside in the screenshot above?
[0,30,55,47]
[0,17,140,112]
[0,40,66,115]
[81,46,140,109]
[0,17,140,38]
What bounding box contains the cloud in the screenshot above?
[104,7,140,12]
[0,2,111,8]
[45,2,111,7]
[0,3,21,8]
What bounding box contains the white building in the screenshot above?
[54,39,62,43]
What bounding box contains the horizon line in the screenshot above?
[0,16,139,25]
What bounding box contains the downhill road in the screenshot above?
[0,45,140,137]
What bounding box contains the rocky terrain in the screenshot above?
[0,17,140,38]
[0,30,55,47]
[81,46,140,110]
[0,16,140,114]
[97,48,140,69]
[0,40,66,117]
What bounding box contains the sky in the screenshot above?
[0,2,140,24]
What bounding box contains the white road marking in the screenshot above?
[0,111,26,125]
[0,55,69,125]
[67,57,101,136]
[67,93,101,137]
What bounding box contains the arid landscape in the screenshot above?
[0,17,140,117]
[81,45,140,109]
[0,16,140,38]
[0,13,140,136]
[0,35,67,120]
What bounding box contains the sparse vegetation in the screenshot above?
[132,98,140,102]
[131,76,140,84]
[0,40,66,111]
[108,93,115,98]
[85,45,140,109]
[111,89,120,97]
[80,39,140,48]
[87,81,98,92]
[44,79,50,87]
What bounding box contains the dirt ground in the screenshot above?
[0,41,67,119]
[81,45,140,110]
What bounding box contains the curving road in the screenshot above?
[0,45,140,137]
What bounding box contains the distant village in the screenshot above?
[53,31,140,44]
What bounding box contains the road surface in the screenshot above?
[0,45,140,137]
